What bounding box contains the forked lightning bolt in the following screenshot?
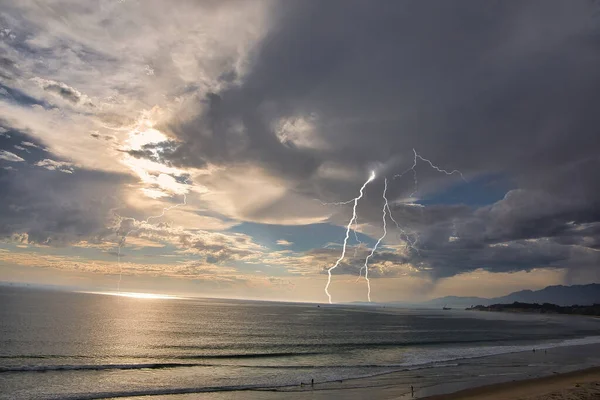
[413,149,465,180]
[323,149,465,303]
[386,204,420,255]
[395,148,466,195]
[358,178,389,302]
[387,148,466,253]
[325,171,375,304]
[315,195,364,257]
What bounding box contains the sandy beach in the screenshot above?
[178,349,600,400]
[217,366,600,400]
[230,344,600,400]
[421,366,600,400]
[154,363,600,400]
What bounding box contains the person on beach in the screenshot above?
[311,378,314,387]
[411,385,414,397]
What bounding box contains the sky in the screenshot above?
[1,0,599,303]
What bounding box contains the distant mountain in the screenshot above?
[426,284,600,308]
[467,302,600,316]
[494,284,600,306]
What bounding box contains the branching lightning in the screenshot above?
[315,198,364,257]
[323,148,466,303]
[316,198,358,206]
[413,150,466,180]
[395,148,466,189]
[352,217,362,258]
[358,178,389,302]
[387,148,466,254]
[386,203,420,255]
[324,171,375,304]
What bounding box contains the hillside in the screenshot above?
[424,284,600,308]
[466,301,600,316]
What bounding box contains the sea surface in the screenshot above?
[1,286,600,399]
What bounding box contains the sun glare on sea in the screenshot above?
[82,291,180,300]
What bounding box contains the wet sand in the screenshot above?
[421,366,600,400]
[168,366,600,400]
[256,366,600,399]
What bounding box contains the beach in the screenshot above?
[170,342,600,400]
[421,367,600,400]
[179,364,600,400]
[159,344,600,400]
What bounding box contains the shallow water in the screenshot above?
[1,287,600,399]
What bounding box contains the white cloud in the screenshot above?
[20,141,42,150]
[275,114,324,149]
[197,165,331,225]
[35,159,75,173]
[0,150,25,162]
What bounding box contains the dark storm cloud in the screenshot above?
[160,0,600,190]
[169,1,599,170]
[0,125,132,245]
[0,165,131,245]
[164,92,318,179]
[159,0,600,280]
[0,56,20,80]
[123,140,184,166]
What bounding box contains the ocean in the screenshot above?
[1,286,600,399]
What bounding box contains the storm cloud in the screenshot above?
[1,0,599,298]
[149,0,600,281]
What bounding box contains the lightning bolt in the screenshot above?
[413,149,466,180]
[387,148,466,253]
[315,200,364,257]
[316,198,358,206]
[357,178,389,302]
[114,184,189,291]
[325,171,375,304]
[323,149,465,303]
[386,204,421,255]
[395,148,466,192]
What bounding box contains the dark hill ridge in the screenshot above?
[494,284,600,306]
[424,284,600,308]
[466,302,600,316]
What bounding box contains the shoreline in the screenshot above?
[243,364,600,400]
[6,347,600,400]
[421,366,600,400]
[221,343,600,400]
[67,363,600,400]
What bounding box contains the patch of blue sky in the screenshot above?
[418,173,511,207]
